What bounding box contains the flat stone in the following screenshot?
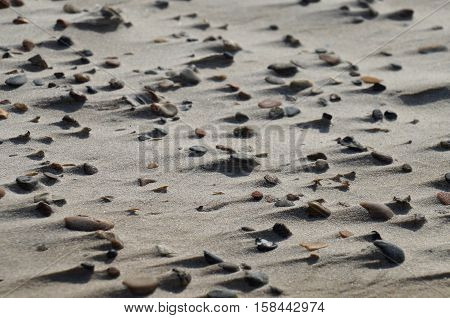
[218,262,240,273]
[306,201,331,218]
[5,74,27,87]
[319,54,341,66]
[265,76,285,85]
[284,106,300,117]
[371,151,393,164]
[189,145,208,155]
[300,242,328,251]
[204,250,223,264]
[267,63,298,76]
[274,199,294,207]
[290,79,313,92]
[387,9,414,20]
[64,215,114,231]
[418,45,448,54]
[207,288,238,298]
[179,68,201,85]
[258,99,281,109]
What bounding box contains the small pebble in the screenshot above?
[373,240,405,264]
[360,202,394,221]
[371,151,393,164]
[272,223,292,238]
[207,288,238,298]
[245,271,269,287]
[106,267,121,278]
[64,215,114,231]
[16,176,38,191]
[203,251,223,264]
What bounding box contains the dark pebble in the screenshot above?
[204,251,223,264]
[256,238,278,252]
[373,240,405,264]
[245,271,269,287]
[57,35,74,47]
[272,223,292,238]
[401,163,413,173]
[384,110,397,121]
[36,201,53,217]
[106,249,118,259]
[372,109,383,121]
[83,163,98,175]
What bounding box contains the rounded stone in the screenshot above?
[16,176,38,191]
[5,74,27,87]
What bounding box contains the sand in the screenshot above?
[0,0,449,298]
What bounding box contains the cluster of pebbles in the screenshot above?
[0,0,449,298]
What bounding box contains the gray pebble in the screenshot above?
[245,271,269,287]
[16,176,38,191]
[284,106,300,117]
[5,74,27,87]
[373,240,405,264]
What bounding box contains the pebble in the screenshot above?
[64,215,114,231]
[284,106,300,117]
[33,79,44,86]
[372,109,383,121]
[16,176,38,191]
[337,136,366,151]
[373,240,405,264]
[194,128,206,138]
[319,54,341,66]
[207,288,238,298]
[234,112,249,123]
[150,102,178,118]
[387,9,414,20]
[237,91,252,101]
[223,39,242,52]
[156,245,176,257]
[0,0,10,9]
[28,54,48,70]
[267,63,298,76]
[204,251,223,264]
[179,68,201,85]
[400,163,412,173]
[22,39,35,51]
[106,267,121,278]
[245,271,269,287]
[264,174,280,185]
[74,73,90,83]
[306,201,331,218]
[256,238,278,252]
[36,201,53,217]
[436,192,450,205]
[418,45,448,54]
[258,99,281,109]
[265,76,285,85]
[307,152,327,161]
[300,242,328,251]
[440,140,450,149]
[268,107,285,119]
[189,145,208,155]
[384,110,397,121]
[83,163,98,175]
[289,79,313,92]
[69,90,87,102]
[104,58,120,68]
[396,214,427,228]
[314,159,329,171]
[0,187,5,200]
[123,277,159,296]
[445,173,450,184]
[360,202,394,221]
[233,126,254,138]
[5,74,27,87]
[86,86,97,94]
[57,35,74,47]
[371,151,393,164]
[339,230,354,238]
[329,93,341,102]
[370,83,386,92]
[274,199,294,207]
[63,3,81,14]
[109,78,124,90]
[251,191,263,201]
[283,34,301,48]
[273,223,292,238]
[0,108,9,119]
[390,63,402,71]
[218,262,240,273]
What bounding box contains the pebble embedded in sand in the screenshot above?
[284,106,300,117]
[16,176,38,191]
[57,35,74,47]
[401,163,413,173]
[258,99,281,109]
[104,58,120,68]
[83,163,98,175]
[306,201,331,218]
[251,191,263,201]
[65,215,114,231]
[156,245,175,257]
[179,68,201,85]
[445,173,450,184]
[245,271,268,287]
[69,90,87,102]
[436,192,449,205]
[283,34,301,47]
[268,107,284,119]
[13,102,28,112]
[373,240,405,264]
[204,251,223,264]
[256,238,278,252]
[189,145,208,155]
[237,91,252,101]
[123,277,159,296]
[218,262,240,273]
[264,174,280,186]
[109,78,124,90]
[36,201,53,217]
[418,44,448,54]
[361,75,382,84]
[0,0,10,9]
[207,288,238,298]
[273,223,292,238]
[360,202,394,221]
[22,39,35,51]
[371,151,393,164]
[0,187,5,199]
[300,242,328,251]
[106,267,120,278]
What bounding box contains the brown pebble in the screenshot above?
[138,178,156,186]
[300,242,328,251]
[258,99,282,109]
[251,191,263,201]
[361,75,382,84]
[0,0,10,9]
[56,18,69,29]
[123,277,159,296]
[306,201,331,218]
[105,58,120,68]
[106,267,121,279]
[360,202,394,221]
[286,193,300,201]
[227,83,240,92]
[0,187,5,199]
[436,192,450,205]
[211,74,227,81]
[339,230,354,238]
[64,215,114,232]
[194,128,206,138]
[69,90,87,103]
[36,201,53,217]
[13,102,28,112]
[147,162,159,169]
[319,53,341,66]
[13,16,28,24]
[0,108,9,119]
[237,91,251,100]
[22,39,35,52]
[74,73,90,83]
